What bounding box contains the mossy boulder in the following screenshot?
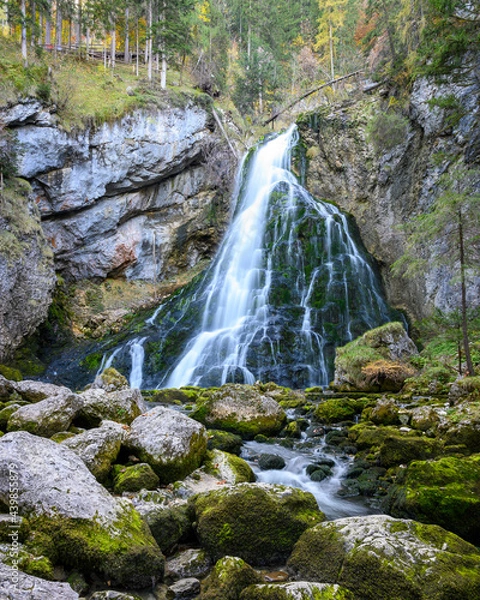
[449,376,480,404]
[410,405,441,432]
[190,483,324,565]
[205,450,256,483]
[126,406,208,483]
[314,397,369,424]
[113,463,160,494]
[288,515,480,599]
[190,384,286,439]
[61,420,126,482]
[258,453,286,470]
[333,322,417,392]
[387,454,480,545]
[437,401,480,452]
[91,367,129,392]
[7,390,83,437]
[370,398,400,425]
[378,434,442,468]
[0,431,164,588]
[0,364,22,381]
[240,582,354,599]
[347,423,399,450]
[200,555,263,600]
[207,429,243,455]
[138,502,193,554]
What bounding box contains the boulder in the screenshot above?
[0,431,164,588]
[0,558,79,600]
[61,420,127,481]
[7,390,83,437]
[370,398,400,426]
[11,380,72,404]
[206,449,256,484]
[77,387,145,426]
[112,462,160,494]
[333,322,417,392]
[191,384,286,439]
[167,577,200,599]
[91,367,130,392]
[207,429,243,455]
[240,582,354,599]
[258,453,286,470]
[165,548,211,582]
[288,515,480,599]
[377,433,442,468]
[126,406,208,483]
[88,592,143,600]
[387,454,480,545]
[190,483,324,565]
[138,502,193,554]
[200,556,263,600]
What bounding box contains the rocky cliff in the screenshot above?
[298,54,480,322]
[0,95,233,360]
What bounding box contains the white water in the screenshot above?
[242,439,371,520]
[166,126,300,388]
[129,337,147,389]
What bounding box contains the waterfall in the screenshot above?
[129,337,147,389]
[140,125,397,389]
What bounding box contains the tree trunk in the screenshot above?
[459,210,475,376]
[329,20,334,80]
[110,21,116,69]
[147,0,152,80]
[55,3,62,52]
[21,0,28,65]
[124,7,130,63]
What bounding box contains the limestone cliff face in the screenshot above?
[298,56,480,321]
[9,100,230,281]
[0,97,231,359]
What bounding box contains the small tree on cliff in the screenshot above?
[393,162,480,376]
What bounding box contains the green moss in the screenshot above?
[191,483,324,565]
[201,556,264,600]
[207,429,243,455]
[378,434,442,468]
[112,463,160,494]
[142,503,193,554]
[0,364,22,381]
[26,503,164,588]
[314,398,369,424]
[80,352,103,372]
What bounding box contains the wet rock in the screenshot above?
[206,449,256,483]
[7,390,83,437]
[126,406,208,483]
[200,555,263,600]
[0,431,164,588]
[61,420,127,481]
[377,433,442,468]
[89,592,143,600]
[288,515,480,599]
[0,558,79,600]
[258,453,286,470]
[138,502,193,554]
[190,384,286,439]
[190,482,324,565]
[240,582,354,599]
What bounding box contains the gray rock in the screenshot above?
[0,431,164,588]
[165,548,211,582]
[7,390,83,437]
[61,420,127,481]
[78,387,145,426]
[0,559,79,600]
[12,379,73,403]
[126,406,208,483]
[167,577,200,599]
[89,592,143,600]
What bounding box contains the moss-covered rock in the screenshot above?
[0,431,164,588]
[92,367,129,392]
[314,397,369,424]
[78,387,145,427]
[190,384,286,439]
[200,555,263,600]
[449,376,480,404]
[7,389,83,437]
[347,423,399,450]
[378,434,442,468]
[333,323,417,392]
[205,450,256,484]
[207,429,243,455]
[138,502,193,554]
[126,406,208,483]
[0,559,79,599]
[61,420,126,482]
[288,515,480,599]
[387,454,480,545]
[437,401,480,452]
[370,398,400,425]
[0,364,22,381]
[113,462,160,494]
[258,453,286,470]
[240,582,355,599]
[190,483,324,565]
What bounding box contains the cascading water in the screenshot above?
[47,125,399,390]
[137,124,396,389]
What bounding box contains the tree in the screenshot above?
[315,0,347,79]
[393,163,480,376]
